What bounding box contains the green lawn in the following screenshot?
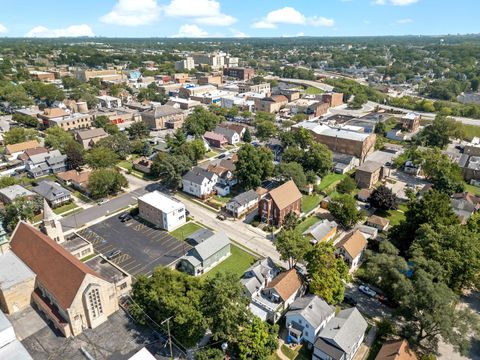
[296,215,321,234]
[375,208,405,226]
[213,194,233,204]
[281,344,311,360]
[303,86,323,95]
[318,173,346,191]
[53,202,78,215]
[203,244,256,279]
[205,150,219,158]
[170,222,203,241]
[117,160,133,171]
[302,194,322,213]
[465,183,480,196]
[462,124,480,141]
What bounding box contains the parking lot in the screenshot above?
[78,216,191,277]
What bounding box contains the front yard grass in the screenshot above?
[203,244,256,279]
[117,160,133,171]
[170,222,204,241]
[301,194,322,213]
[53,202,78,215]
[375,208,406,226]
[318,173,346,191]
[281,344,311,360]
[303,86,323,95]
[465,183,480,196]
[296,215,321,234]
[213,194,233,205]
[462,124,480,141]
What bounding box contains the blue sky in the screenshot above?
[0,0,478,38]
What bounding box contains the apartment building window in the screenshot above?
[88,288,103,319]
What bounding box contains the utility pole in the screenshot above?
[161,316,174,359]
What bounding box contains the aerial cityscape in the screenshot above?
[0,1,479,360]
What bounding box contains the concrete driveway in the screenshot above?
[344,283,393,320]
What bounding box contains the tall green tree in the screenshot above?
[235,144,274,190]
[369,185,398,210]
[3,127,38,145]
[151,153,192,190]
[87,169,127,198]
[277,162,307,189]
[234,316,279,360]
[275,229,310,269]
[127,121,150,140]
[305,242,350,304]
[417,115,464,149]
[44,127,74,152]
[85,147,119,169]
[184,107,222,136]
[328,194,363,229]
[96,133,132,159]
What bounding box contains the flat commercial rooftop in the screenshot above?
[78,216,190,277]
[138,191,184,213]
[0,250,35,291]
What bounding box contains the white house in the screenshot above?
[213,126,241,145]
[334,230,368,272]
[313,307,368,360]
[285,295,335,347]
[226,190,259,218]
[182,167,218,199]
[138,191,186,231]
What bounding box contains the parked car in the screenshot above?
[106,249,122,260]
[97,199,109,205]
[343,294,357,306]
[121,214,132,222]
[217,214,226,221]
[359,285,377,297]
[217,154,226,159]
[118,212,129,220]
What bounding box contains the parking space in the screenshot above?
[78,216,191,278]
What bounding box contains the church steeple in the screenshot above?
[40,200,65,244]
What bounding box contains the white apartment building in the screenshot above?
[138,191,186,231]
[175,57,195,72]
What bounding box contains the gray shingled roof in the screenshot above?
[287,295,335,330]
[186,230,230,262]
[183,166,217,184]
[32,180,71,202]
[240,257,279,296]
[317,307,368,355]
[227,189,258,208]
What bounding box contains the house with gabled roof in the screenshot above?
[286,295,335,347]
[258,180,302,226]
[25,149,67,178]
[335,230,368,272]
[226,189,259,218]
[8,222,130,337]
[213,125,241,145]
[177,229,231,276]
[313,307,368,360]
[32,180,72,207]
[182,166,218,199]
[375,339,418,360]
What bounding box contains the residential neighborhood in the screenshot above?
[0,2,479,359]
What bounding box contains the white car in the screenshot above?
[359,285,377,297]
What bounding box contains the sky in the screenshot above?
[0,0,478,38]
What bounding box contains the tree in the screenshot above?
[87,169,127,199]
[302,143,333,176]
[44,127,74,152]
[275,229,310,269]
[234,316,278,360]
[399,269,477,356]
[235,144,274,190]
[96,133,132,159]
[127,121,149,140]
[328,194,363,228]
[3,127,37,145]
[151,153,192,190]
[12,113,38,128]
[255,119,277,140]
[389,190,459,254]
[242,127,252,143]
[282,211,300,230]
[350,93,368,109]
[64,140,85,169]
[202,272,249,341]
[410,224,480,293]
[85,147,119,169]
[184,107,222,136]
[369,185,398,210]
[362,241,410,300]
[293,128,314,148]
[195,349,224,360]
[0,176,17,189]
[2,196,41,232]
[420,148,464,195]
[304,242,350,304]
[417,115,464,149]
[130,268,207,348]
[277,162,307,189]
[374,121,386,135]
[336,176,357,194]
[93,115,111,129]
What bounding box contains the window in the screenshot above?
[119,282,128,290]
[88,288,103,319]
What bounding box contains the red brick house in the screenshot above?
[259,180,302,226]
[204,131,228,148]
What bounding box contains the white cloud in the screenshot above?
[396,18,414,24]
[25,24,94,38]
[375,0,418,5]
[195,14,236,26]
[0,24,7,33]
[230,29,249,38]
[165,0,236,26]
[173,24,208,38]
[100,0,160,26]
[252,7,334,29]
